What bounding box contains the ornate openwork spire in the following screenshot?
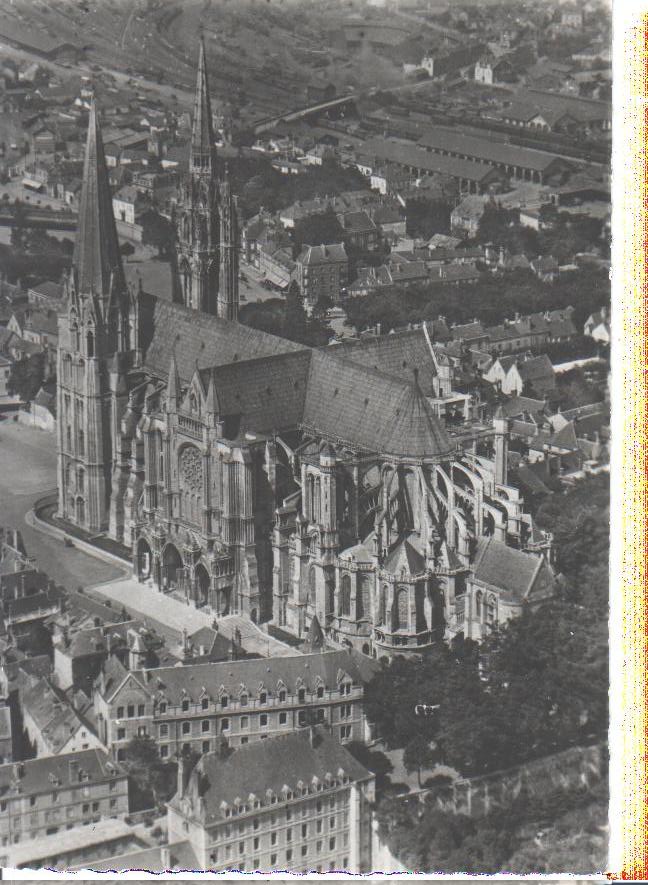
[191,37,216,173]
[73,101,125,299]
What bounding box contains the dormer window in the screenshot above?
[220,694,229,708]
[278,690,286,703]
[201,697,209,710]
[316,686,324,699]
[182,699,190,712]
[159,701,167,714]
[298,688,306,703]
[259,692,267,705]
[240,694,248,707]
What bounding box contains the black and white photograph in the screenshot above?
[0,0,619,875]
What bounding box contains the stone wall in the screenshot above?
[429,743,606,818]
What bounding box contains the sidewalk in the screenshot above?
[90,576,296,658]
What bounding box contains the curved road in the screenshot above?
[0,418,121,589]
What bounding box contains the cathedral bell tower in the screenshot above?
[218,165,240,321]
[175,39,220,315]
[57,102,132,533]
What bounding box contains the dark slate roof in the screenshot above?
[297,243,347,266]
[0,749,124,797]
[451,321,486,341]
[28,280,63,300]
[64,589,130,625]
[139,292,304,382]
[418,128,569,173]
[73,102,125,298]
[359,137,503,183]
[472,537,555,601]
[99,649,374,704]
[59,619,153,659]
[302,615,325,652]
[173,728,372,821]
[302,349,453,459]
[338,210,377,233]
[20,677,97,753]
[517,354,555,383]
[329,327,437,395]
[202,349,312,437]
[549,421,579,451]
[515,462,553,496]
[499,395,547,418]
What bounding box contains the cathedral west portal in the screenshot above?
[56,42,557,657]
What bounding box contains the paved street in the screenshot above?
[0,418,122,589]
[90,576,295,658]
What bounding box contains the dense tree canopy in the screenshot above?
[7,352,48,404]
[140,209,176,257]
[364,476,609,777]
[220,157,367,221]
[375,778,606,874]
[122,735,177,809]
[239,292,332,347]
[475,204,607,264]
[343,266,609,335]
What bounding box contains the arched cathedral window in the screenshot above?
[393,587,409,632]
[308,566,316,606]
[340,575,351,617]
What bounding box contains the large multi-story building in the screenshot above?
[56,38,557,659]
[167,727,375,873]
[0,749,128,849]
[93,645,376,761]
[293,243,348,308]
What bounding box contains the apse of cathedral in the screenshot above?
[56,43,557,659]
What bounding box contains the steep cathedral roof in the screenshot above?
[191,37,215,169]
[139,295,453,459]
[302,350,453,459]
[139,292,303,382]
[73,102,125,297]
[472,537,556,602]
[330,327,438,395]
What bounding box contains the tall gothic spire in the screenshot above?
[218,163,240,321]
[73,101,124,297]
[191,37,216,172]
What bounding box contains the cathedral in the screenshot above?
[56,43,557,659]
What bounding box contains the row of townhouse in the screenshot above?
[0,748,128,850]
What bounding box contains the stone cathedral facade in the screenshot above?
[56,44,556,657]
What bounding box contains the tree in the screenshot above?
[403,735,438,787]
[141,209,175,257]
[312,293,333,318]
[122,735,177,808]
[10,200,29,250]
[240,290,332,348]
[7,352,47,404]
[345,741,394,792]
[292,209,344,256]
